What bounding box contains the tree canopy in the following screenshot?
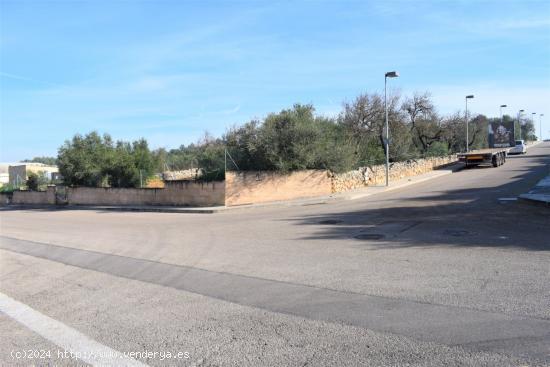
[57,132,156,187]
[55,91,537,186]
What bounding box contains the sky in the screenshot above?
[1,0,549,161]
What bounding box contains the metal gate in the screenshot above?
[55,186,68,205]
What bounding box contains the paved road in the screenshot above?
[1,143,549,366]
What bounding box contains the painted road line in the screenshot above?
[0,291,148,367]
[1,236,550,362]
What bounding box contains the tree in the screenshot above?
[22,156,57,165]
[195,133,225,180]
[340,93,384,135]
[57,131,157,187]
[520,119,537,141]
[339,92,410,165]
[26,172,39,191]
[57,132,111,187]
[402,92,443,154]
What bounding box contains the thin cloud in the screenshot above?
[0,71,60,87]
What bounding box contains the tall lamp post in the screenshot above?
[539,113,544,141]
[531,112,537,141]
[465,95,474,152]
[517,109,524,140]
[384,71,399,187]
[500,104,507,124]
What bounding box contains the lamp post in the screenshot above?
[465,95,474,152]
[384,71,399,187]
[500,104,507,124]
[517,109,524,140]
[539,113,544,141]
[531,112,536,141]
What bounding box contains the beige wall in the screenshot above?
[0,193,11,206]
[11,186,56,205]
[67,181,224,207]
[225,170,332,206]
[6,156,458,208]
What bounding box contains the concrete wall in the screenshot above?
[8,165,26,186]
[11,186,56,205]
[67,180,224,207]
[332,155,457,192]
[0,193,11,206]
[8,164,59,186]
[225,170,332,206]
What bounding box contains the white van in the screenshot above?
[509,140,527,154]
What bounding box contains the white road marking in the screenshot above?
[0,291,148,367]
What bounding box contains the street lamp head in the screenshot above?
[385,71,399,78]
[519,109,524,113]
[532,112,536,115]
[500,104,507,108]
[466,95,474,99]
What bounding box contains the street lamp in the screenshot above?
[465,95,474,152]
[500,104,507,124]
[539,113,544,141]
[531,112,537,141]
[384,71,399,187]
[517,109,524,140]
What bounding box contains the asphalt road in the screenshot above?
[1,143,549,366]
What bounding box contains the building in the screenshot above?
[8,163,59,186]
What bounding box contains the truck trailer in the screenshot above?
[457,149,507,168]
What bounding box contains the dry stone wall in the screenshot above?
[332,155,457,193]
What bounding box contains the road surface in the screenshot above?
[1,143,549,366]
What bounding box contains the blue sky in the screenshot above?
[1,0,549,161]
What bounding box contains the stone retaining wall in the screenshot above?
[332,155,457,193]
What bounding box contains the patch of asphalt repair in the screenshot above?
[1,235,549,363]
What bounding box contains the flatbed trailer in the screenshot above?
[457,149,507,168]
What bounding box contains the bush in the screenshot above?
[225,104,359,173]
[57,132,157,188]
[425,141,449,157]
[26,172,39,191]
[0,184,18,194]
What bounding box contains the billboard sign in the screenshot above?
[488,121,515,148]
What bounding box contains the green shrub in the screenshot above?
[425,141,449,157]
[26,172,40,191]
[0,184,18,194]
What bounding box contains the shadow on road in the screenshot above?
[288,151,550,251]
